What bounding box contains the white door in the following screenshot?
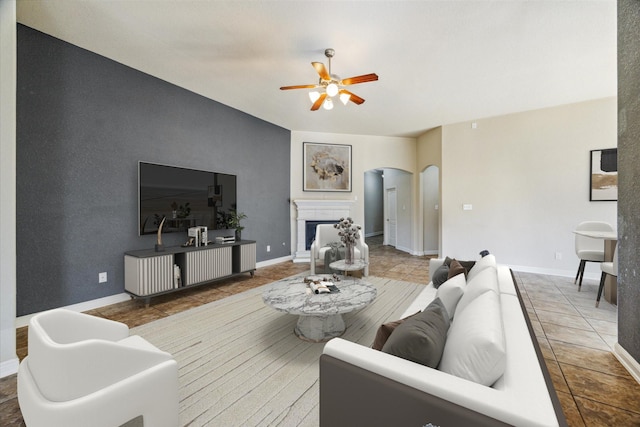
[386,188,397,247]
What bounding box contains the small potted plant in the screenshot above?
[228,209,247,240]
[177,202,191,219]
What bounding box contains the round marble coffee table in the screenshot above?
[262,274,377,342]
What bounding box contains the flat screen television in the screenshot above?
[138,162,237,235]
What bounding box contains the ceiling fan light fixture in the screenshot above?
[308,91,320,103]
[326,82,339,97]
[280,48,378,112]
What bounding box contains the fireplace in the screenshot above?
[293,199,354,262]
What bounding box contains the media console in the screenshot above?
[124,240,256,305]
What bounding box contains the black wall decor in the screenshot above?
[589,148,618,201]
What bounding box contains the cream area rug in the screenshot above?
[131,275,425,427]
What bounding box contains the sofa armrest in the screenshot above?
[321,354,510,427]
[321,340,509,427]
[321,338,562,427]
[19,358,178,427]
[31,309,129,345]
[28,335,174,402]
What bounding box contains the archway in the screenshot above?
[364,167,413,253]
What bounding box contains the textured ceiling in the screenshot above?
[17,0,617,137]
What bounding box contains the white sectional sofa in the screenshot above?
[320,256,567,427]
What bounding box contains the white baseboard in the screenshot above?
[394,245,413,255]
[364,231,383,238]
[614,343,640,385]
[257,255,293,268]
[16,293,133,328]
[0,357,19,378]
[508,264,600,281]
[15,256,294,329]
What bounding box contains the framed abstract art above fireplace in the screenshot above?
[590,148,618,201]
[303,142,352,192]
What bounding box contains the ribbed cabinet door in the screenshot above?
[239,243,256,272]
[125,254,174,296]
[185,246,232,286]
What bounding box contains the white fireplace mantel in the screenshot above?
[293,199,354,262]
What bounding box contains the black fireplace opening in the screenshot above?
[305,220,337,250]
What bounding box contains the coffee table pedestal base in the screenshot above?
[295,314,345,342]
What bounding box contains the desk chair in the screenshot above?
[597,244,617,308]
[574,221,614,290]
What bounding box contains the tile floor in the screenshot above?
[514,270,640,426]
[1,237,639,426]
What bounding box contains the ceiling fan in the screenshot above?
[280,48,379,111]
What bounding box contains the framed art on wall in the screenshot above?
[303,142,352,192]
[590,148,618,201]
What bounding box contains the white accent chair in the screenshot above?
[574,221,614,290]
[18,309,179,427]
[597,243,618,307]
[310,224,369,276]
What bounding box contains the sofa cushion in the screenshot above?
[381,298,450,368]
[439,291,506,386]
[466,254,496,282]
[453,266,498,317]
[435,273,465,320]
[371,311,420,350]
[447,259,467,279]
[444,256,476,273]
[431,264,450,288]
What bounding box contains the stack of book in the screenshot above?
[215,235,235,244]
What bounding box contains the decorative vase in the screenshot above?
[345,242,355,264]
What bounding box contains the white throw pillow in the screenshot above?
[466,254,496,282]
[453,266,498,318]
[439,291,506,386]
[435,273,465,320]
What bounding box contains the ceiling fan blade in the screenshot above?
[340,73,379,85]
[280,84,317,90]
[310,93,327,111]
[339,89,365,105]
[312,62,331,81]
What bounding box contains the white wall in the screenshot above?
[440,98,617,278]
[290,131,417,253]
[422,166,439,254]
[0,0,18,377]
[417,127,443,257]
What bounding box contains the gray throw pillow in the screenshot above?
[432,264,450,288]
[381,298,450,368]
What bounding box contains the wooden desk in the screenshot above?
[573,230,617,304]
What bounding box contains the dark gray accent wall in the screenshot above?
[16,25,291,316]
[617,1,640,363]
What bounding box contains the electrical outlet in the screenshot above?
[99,272,107,283]
[555,252,562,260]
[266,245,271,252]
